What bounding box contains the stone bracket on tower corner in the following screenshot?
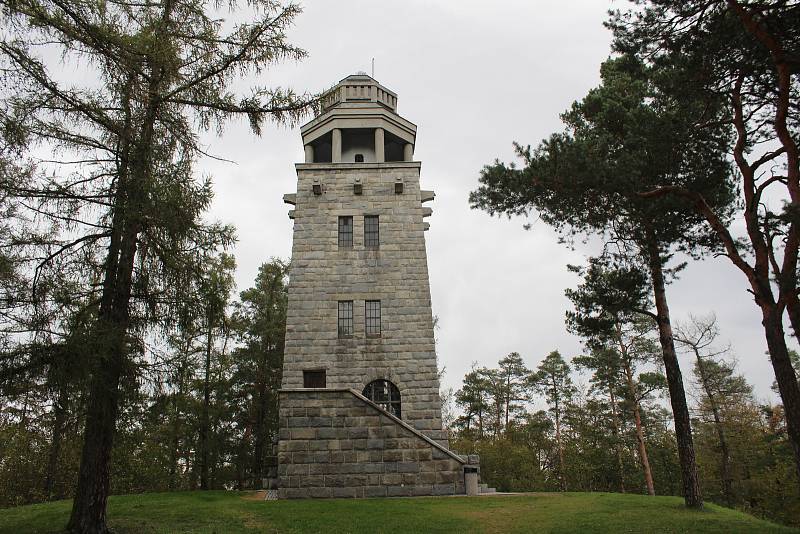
[421,190,435,203]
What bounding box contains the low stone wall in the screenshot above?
[277,388,469,498]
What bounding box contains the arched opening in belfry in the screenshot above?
[363,379,401,418]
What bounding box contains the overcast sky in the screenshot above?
[199,0,791,403]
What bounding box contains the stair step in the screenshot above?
[481,487,496,494]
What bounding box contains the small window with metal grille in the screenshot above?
[338,216,353,249]
[338,300,353,337]
[364,215,379,249]
[303,370,326,388]
[365,300,381,337]
[354,153,364,163]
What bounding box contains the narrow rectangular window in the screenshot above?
[365,300,381,337]
[364,215,379,249]
[338,300,353,337]
[303,370,326,388]
[338,216,353,249]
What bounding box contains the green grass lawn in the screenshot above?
[1,491,796,534]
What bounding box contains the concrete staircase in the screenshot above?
[479,483,496,494]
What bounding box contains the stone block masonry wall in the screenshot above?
[283,161,444,440]
[278,389,466,499]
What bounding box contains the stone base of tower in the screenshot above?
[276,389,478,498]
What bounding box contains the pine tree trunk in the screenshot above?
[170,391,179,490]
[171,355,187,490]
[784,294,800,349]
[495,400,503,439]
[760,301,800,485]
[505,395,510,433]
[645,233,702,508]
[236,453,244,490]
[170,361,186,491]
[607,386,626,494]
[44,382,69,500]
[693,349,733,504]
[616,323,654,496]
[728,72,800,487]
[555,416,566,492]
[553,388,567,492]
[621,356,655,496]
[199,320,212,490]
[252,368,267,486]
[505,374,511,432]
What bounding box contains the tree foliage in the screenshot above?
[450,343,798,526]
[0,1,314,529]
[469,54,736,507]
[609,0,800,485]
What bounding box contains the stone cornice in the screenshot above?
[295,162,421,171]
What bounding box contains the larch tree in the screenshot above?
[0,1,315,531]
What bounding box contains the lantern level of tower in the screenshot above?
[300,74,417,164]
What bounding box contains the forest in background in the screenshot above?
[1,1,799,533]
[0,258,289,502]
[447,333,800,526]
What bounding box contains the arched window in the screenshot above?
[363,379,401,418]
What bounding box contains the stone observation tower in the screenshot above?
[275,74,479,498]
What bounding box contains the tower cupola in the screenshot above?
[300,73,416,164]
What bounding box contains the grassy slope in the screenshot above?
[0,491,796,534]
